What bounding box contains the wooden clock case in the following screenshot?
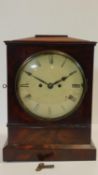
[3,35,96,161]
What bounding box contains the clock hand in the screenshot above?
[24,71,48,85]
[53,70,77,85]
[31,75,54,89]
[62,70,77,81]
[24,70,77,89]
[24,71,32,76]
[39,70,77,88]
[31,75,49,85]
[33,70,77,88]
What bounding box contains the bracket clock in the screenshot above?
[3,35,96,161]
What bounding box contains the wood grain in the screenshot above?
[3,36,96,161]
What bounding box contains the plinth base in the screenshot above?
[3,142,96,161]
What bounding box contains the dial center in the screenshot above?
[48,83,54,89]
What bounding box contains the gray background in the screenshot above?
[0,0,98,125]
[0,1,98,174]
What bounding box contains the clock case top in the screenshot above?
[3,35,97,161]
[5,35,96,45]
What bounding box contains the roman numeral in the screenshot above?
[69,70,77,76]
[20,83,29,87]
[68,95,77,102]
[36,60,41,67]
[61,59,66,67]
[49,55,53,64]
[61,105,66,111]
[24,94,31,99]
[33,104,39,112]
[72,83,84,88]
[48,107,52,115]
[72,84,81,88]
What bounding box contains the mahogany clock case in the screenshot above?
[3,36,96,161]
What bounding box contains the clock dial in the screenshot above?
[16,51,86,120]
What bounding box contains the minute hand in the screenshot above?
[31,75,48,85]
[24,71,48,85]
[53,70,77,85]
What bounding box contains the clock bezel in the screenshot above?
[15,50,87,121]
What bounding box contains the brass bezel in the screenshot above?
[15,50,87,121]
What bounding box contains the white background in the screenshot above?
[0,0,98,174]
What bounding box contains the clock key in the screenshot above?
[36,163,54,171]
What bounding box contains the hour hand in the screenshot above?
[53,70,77,85]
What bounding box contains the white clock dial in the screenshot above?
[16,51,86,120]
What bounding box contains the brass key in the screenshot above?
[35,163,54,171]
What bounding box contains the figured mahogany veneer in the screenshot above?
[3,35,96,161]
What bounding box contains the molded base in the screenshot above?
[3,142,96,161]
